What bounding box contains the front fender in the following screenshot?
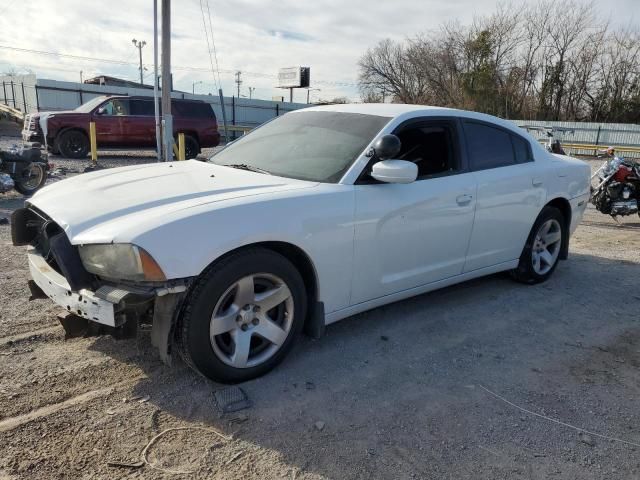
[132,187,356,314]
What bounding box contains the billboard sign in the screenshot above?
[278,67,310,88]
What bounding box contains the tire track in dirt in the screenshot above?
[0,326,60,345]
[0,377,144,433]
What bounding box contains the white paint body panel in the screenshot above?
[352,172,476,304]
[28,104,591,321]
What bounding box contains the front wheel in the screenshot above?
[177,248,307,383]
[57,130,89,159]
[14,163,47,196]
[511,206,565,284]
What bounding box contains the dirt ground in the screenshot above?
[1,145,640,479]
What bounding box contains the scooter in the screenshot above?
[0,143,49,196]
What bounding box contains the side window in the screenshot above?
[511,134,533,163]
[100,99,130,116]
[172,101,215,119]
[394,122,457,178]
[129,99,155,116]
[464,121,515,170]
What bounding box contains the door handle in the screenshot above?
[456,194,473,206]
[532,178,544,187]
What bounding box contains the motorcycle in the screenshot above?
[0,143,49,196]
[590,153,640,222]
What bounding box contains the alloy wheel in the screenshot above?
[209,273,294,368]
[531,219,562,275]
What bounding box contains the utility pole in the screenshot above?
[235,71,242,98]
[79,70,83,83]
[161,0,173,162]
[306,88,320,104]
[132,38,147,85]
[247,86,255,99]
[152,0,161,161]
[192,80,203,95]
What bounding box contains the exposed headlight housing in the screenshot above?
[78,244,166,282]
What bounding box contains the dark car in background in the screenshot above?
[22,96,220,159]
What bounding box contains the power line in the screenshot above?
[204,0,223,89]
[198,0,219,90]
[0,44,360,87]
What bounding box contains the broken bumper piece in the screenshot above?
[28,247,121,326]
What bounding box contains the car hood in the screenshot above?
[29,160,318,243]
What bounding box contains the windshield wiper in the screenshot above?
[222,163,272,175]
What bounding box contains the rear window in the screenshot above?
[511,134,533,163]
[463,121,516,170]
[172,101,215,119]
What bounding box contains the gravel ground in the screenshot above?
[1,127,640,479]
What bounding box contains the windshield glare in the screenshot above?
[74,96,108,113]
[209,111,390,183]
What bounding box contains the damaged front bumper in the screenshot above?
[27,247,191,363]
[29,247,124,326]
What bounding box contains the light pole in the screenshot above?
[307,88,321,104]
[192,80,203,94]
[234,71,242,98]
[131,38,147,85]
[247,86,255,99]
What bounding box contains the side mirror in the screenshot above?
[371,160,418,184]
[96,107,106,115]
[373,134,401,160]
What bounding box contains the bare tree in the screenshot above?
[357,0,636,123]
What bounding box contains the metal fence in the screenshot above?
[514,120,640,159]
[0,77,308,141]
[2,77,639,156]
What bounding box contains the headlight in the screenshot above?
[78,244,166,281]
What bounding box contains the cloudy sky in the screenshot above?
[1,0,638,103]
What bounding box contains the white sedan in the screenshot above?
[12,104,591,382]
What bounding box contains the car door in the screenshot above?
[126,98,157,147]
[92,98,129,146]
[351,118,477,305]
[461,120,546,272]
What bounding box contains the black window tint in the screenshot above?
[464,121,515,170]
[395,123,457,178]
[511,134,532,163]
[130,99,155,116]
[171,101,215,119]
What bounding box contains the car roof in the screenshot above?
[298,103,453,117]
[294,103,528,137]
[104,95,207,104]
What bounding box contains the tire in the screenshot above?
[177,248,307,383]
[57,130,89,159]
[511,206,565,284]
[183,135,200,159]
[14,163,47,196]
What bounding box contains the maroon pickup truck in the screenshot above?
[22,95,221,159]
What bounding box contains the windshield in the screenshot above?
[209,111,390,182]
[74,96,109,113]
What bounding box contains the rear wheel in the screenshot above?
[182,135,200,159]
[57,130,89,159]
[177,248,306,383]
[14,163,47,196]
[511,206,564,284]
